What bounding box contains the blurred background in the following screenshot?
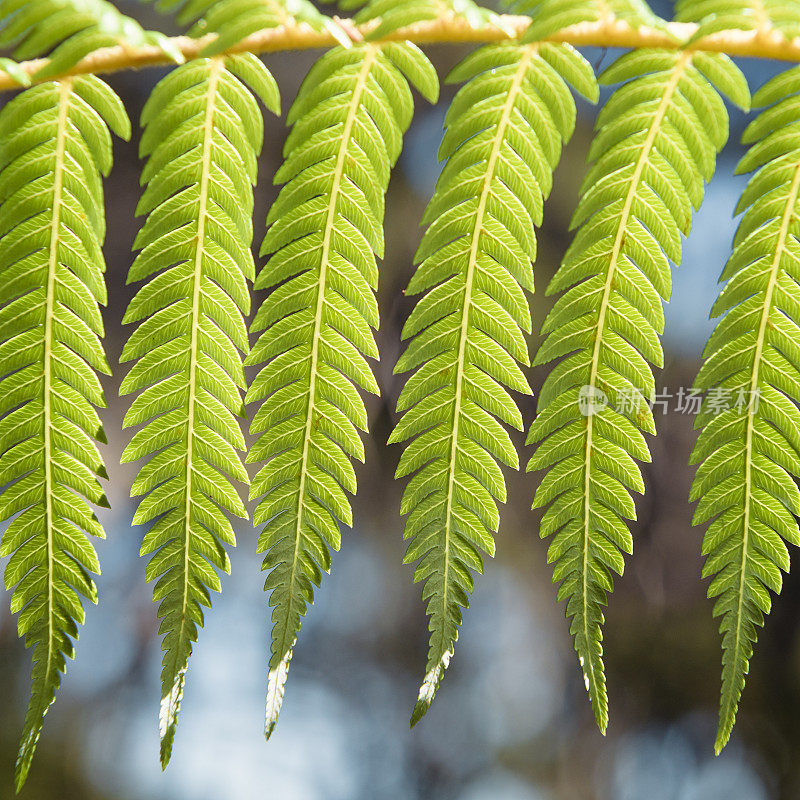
[2,1,799,798]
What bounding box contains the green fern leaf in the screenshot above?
[0,75,129,791]
[0,0,181,77]
[120,53,279,768]
[390,40,597,726]
[247,40,437,739]
[529,47,749,733]
[691,63,800,754]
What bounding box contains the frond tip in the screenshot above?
[246,40,437,739]
[120,52,279,767]
[392,39,597,726]
[691,63,800,754]
[0,74,129,791]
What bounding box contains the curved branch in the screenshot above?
[2,14,800,92]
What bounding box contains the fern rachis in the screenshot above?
[38,79,70,759]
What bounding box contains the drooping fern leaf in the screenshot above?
[246,41,438,738]
[0,0,182,78]
[691,64,800,754]
[0,75,129,791]
[389,39,597,726]
[120,53,279,767]
[528,47,749,732]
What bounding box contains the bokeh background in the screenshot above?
[2,1,799,798]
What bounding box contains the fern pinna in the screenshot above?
[389,38,596,724]
[528,46,750,731]
[246,40,437,738]
[120,53,279,766]
[0,0,155,787]
[0,75,129,789]
[691,64,800,753]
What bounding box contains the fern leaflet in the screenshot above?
[120,53,279,767]
[390,39,597,725]
[246,41,437,738]
[691,64,800,753]
[528,46,749,732]
[0,75,129,790]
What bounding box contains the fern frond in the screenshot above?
[120,53,279,768]
[0,75,129,791]
[0,0,181,78]
[247,41,437,738]
[390,40,597,726]
[147,0,350,54]
[675,0,800,41]
[691,64,800,754]
[528,48,749,733]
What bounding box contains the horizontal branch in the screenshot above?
[1,13,799,92]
